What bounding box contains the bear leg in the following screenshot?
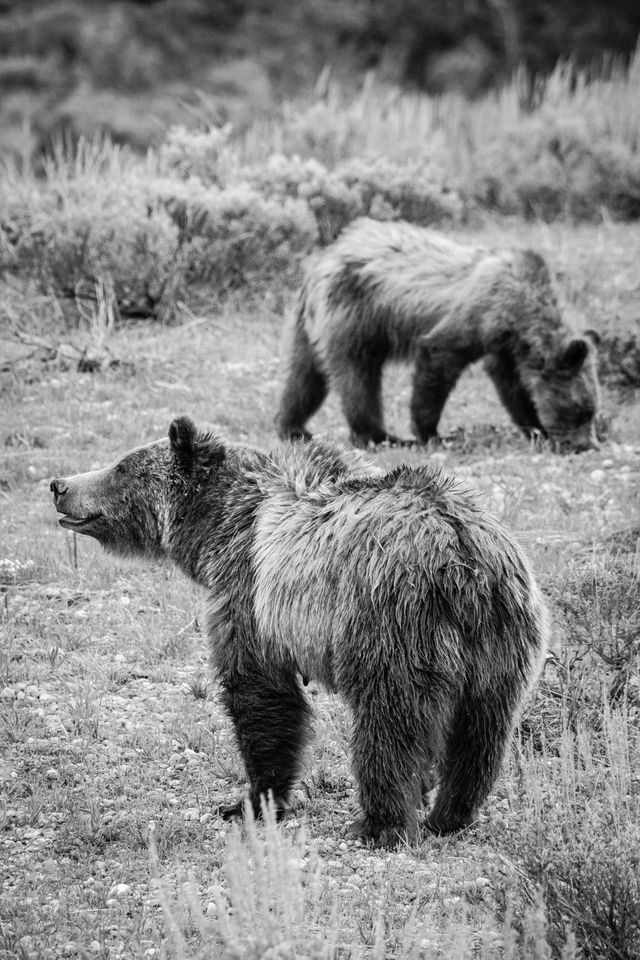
[333,361,405,447]
[218,665,313,819]
[425,687,517,835]
[484,352,542,437]
[348,701,424,847]
[411,343,472,442]
[276,323,328,440]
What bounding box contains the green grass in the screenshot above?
[1,212,639,957]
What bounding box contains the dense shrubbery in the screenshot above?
[153,177,318,288]
[472,112,640,220]
[0,149,183,319]
[242,154,463,242]
[1,55,640,321]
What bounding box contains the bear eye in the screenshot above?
[115,462,127,476]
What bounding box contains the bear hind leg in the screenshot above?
[425,686,518,835]
[218,665,313,820]
[276,323,328,441]
[349,699,426,847]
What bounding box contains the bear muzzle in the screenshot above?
[50,475,102,532]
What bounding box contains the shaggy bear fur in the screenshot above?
[276,218,600,451]
[51,418,549,847]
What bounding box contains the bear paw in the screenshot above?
[345,814,414,848]
[217,800,245,821]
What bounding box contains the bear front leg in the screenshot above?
[332,359,408,446]
[483,352,543,437]
[411,335,481,442]
[218,664,313,820]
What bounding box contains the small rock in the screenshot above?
[589,469,605,484]
[109,883,131,897]
[45,768,60,780]
[601,458,614,468]
[0,687,15,701]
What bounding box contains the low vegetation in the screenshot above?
[1,54,639,960]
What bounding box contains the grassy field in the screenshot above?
[1,209,639,959]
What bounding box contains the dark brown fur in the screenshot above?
[276,218,600,451]
[51,418,549,846]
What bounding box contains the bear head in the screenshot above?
[50,417,225,557]
[524,334,601,452]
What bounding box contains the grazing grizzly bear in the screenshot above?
[51,417,549,846]
[276,217,600,451]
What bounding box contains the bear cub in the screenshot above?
[276,217,600,451]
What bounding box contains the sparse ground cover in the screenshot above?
[1,216,640,958]
[1,62,640,960]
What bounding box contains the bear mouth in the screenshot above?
[58,512,100,531]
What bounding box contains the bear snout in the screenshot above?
[50,478,68,505]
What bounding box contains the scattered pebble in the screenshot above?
[109,883,131,898]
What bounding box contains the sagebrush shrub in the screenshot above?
[158,123,235,184]
[545,554,640,723]
[152,178,318,287]
[244,154,462,242]
[1,172,183,319]
[471,112,640,221]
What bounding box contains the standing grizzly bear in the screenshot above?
[276,217,600,451]
[51,417,548,846]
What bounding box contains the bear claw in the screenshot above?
[216,800,245,821]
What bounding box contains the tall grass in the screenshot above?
[1,46,639,324]
[236,48,640,165]
[157,802,580,960]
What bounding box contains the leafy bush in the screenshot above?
[597,330,640,389]
[0,150,183,320]
[544,554,640,724]
[153,177,318,287]
[244,154,463,243]
[470,112,640,221]
[158,123,235,185]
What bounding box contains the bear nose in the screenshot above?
[50,478,67,501]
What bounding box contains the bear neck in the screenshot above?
[165,464,264,592]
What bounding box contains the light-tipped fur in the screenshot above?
[276,218,600,451]
[51,418,549,846]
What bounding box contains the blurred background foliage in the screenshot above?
[1,0,640,160]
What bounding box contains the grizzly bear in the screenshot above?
[51,417,549,846]
[276,217,600,452]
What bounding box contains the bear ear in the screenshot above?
[169,416,225,473]
[169,416,198,463]
[558,338,589,372]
